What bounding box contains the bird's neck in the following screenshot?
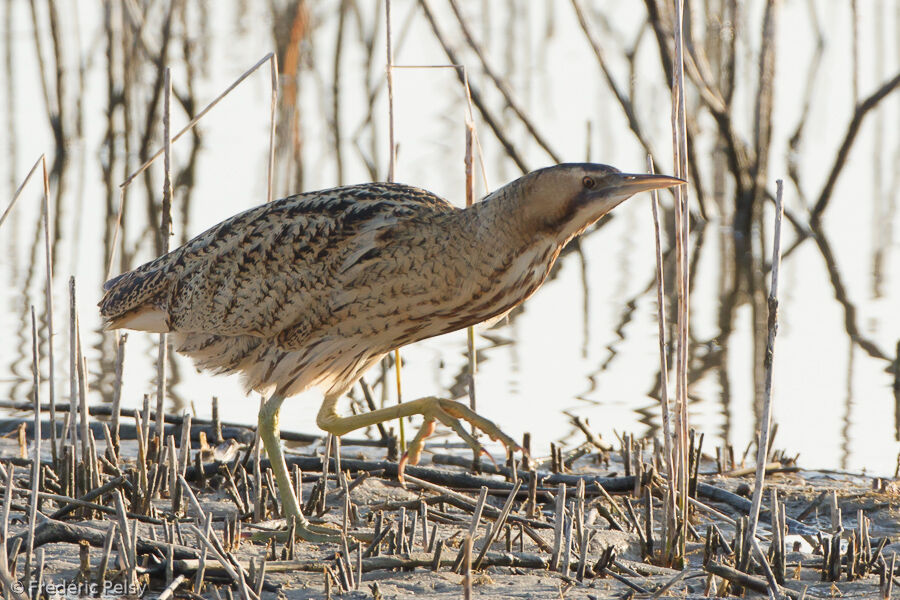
[438,192,567,323]
[466,183,574,250]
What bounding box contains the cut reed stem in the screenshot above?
[743,180,785,558]
[670,0,691,565]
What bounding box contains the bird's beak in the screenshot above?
[612,173,685,194]
[579,171,685,221]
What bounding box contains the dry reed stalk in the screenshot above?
[120,52,278,190]
[0,466,12,584]
[647,155,676,540]
[1,156,60,466]
[550,482,566,571]
[23,307,41,591]
[749,537,781,600]
[383,0,405,453]
[266,53,278,204]
[331,0,347,185]
[95,521,116,591]
[462,534,472,600]
[157,575,186,600]
[193,513,212,593]
[743,180,785,559]
[465,119,477,428]
[671,0,691,565]
[473,480,522,569]
[75,306,90,467]
[465,487,488,539]
[155,67,174,445]
[110,333,126,452]
[252,432,263,522]
[67,278,78,453]
[186,524,245,596]
[38,157,57,467]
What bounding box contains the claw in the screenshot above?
[398,451,410,485]
[392,398,521,486]
[481,447,499,468]
[398,418,436,485]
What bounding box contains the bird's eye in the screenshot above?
[582,176,595,189]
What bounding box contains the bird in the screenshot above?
[99,162,682,542]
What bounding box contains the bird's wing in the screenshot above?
[99,183,456,341]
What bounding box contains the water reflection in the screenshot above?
[1,0,898,474]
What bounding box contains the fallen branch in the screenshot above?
[697,483,818,536]
[6,519,200,560]
[706,560,808,600]
[430,454,650,492]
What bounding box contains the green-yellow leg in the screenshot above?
[316,394,521,477]
[259,393,342,543]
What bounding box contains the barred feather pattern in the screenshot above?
[99,179,565,399]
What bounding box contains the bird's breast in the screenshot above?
[321,223,561,355]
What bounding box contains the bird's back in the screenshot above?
[101,183,454,332]
[100,183,461,395]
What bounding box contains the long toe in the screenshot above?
[435,399,521,453]
[295,520,344,544]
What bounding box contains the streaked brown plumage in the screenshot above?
[100,162,682,542]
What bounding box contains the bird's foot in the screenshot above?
[398,397,522,480]
[276,512,345,544]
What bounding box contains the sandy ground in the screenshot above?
[2,431,900,599]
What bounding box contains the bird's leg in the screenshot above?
[316,394,521,478]
[259,393,342,543]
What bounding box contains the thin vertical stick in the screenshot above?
[24,307,41,591]
[95,522,116,592]
[194,513,212,593]
[385,0,396,184]
[462,535,472,600]
[671,0,690,564]
[550,482,566,571]
[156,67,174,445]
[465,122,477,419]
[384,0,405,453]
[743,180,785,558]
[267,53,278,203]
[110,333,126,453]
[75,311,90,466]
[648,155,676,556]
[473,480,522,569]
[39,156,57,466]
[648,156,673,472]
[67,277,78,452]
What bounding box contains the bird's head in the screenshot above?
[504,163,684,242]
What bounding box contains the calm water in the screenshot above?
[1,1,898,474]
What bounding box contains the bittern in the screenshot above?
[100,163,681,542]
